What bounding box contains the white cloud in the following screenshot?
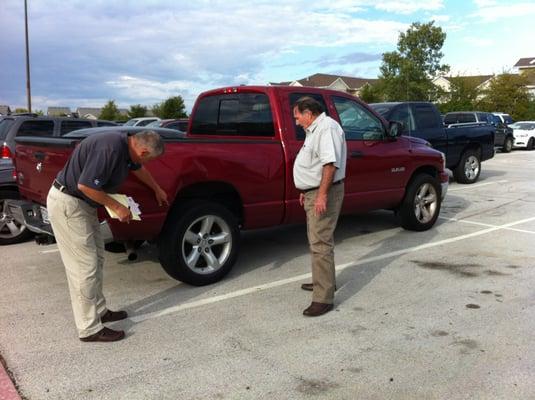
[471,2,535,22]
[375,0,444,14]
[464,37,493,47]
[430,15,450,22]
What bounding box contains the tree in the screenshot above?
[152,95,188,119]
[479,72,532,120]
[128,104,147,119]
[438,76,481,114]
[14,108,28,113]
[377,21,449,101]
[99,100,121,121]
[358,83,384,103]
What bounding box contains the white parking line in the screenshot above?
[448,179,508,191]
[130,215,535,323]
[440,217,535,234]
[39,248,59,254]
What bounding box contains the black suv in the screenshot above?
[443,111,514,153]
[0,116,117,245]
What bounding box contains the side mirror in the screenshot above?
[388,121,404,138]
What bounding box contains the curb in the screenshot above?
[0,359,21,400]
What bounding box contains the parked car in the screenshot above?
[0,116,118,245]
[442,111,513,153]
[371,103,495,184]
[492,112,514,125]
[10,85,448,285]
[510,121,535,150]
[146,118,189,132]
[123,117,161,127]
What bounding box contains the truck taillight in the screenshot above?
[1,143,12,159]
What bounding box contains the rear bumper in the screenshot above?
[6,199,114,242]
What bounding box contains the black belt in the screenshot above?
[302,179,344,193]
[53,180,82,199]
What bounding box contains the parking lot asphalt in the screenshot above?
[1,150,534,400]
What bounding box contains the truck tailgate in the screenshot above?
[14,137,77,205]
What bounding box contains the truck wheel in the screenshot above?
[158,201,240,285]
[398,174,441,231]
[502,137,513,153]
[453,150,481,184]
[527,138,534,151]
[0,190,33,245]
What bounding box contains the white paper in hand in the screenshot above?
[105,194,142,221]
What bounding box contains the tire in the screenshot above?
[398,174,442,231]
[0,190,34,245]
[158,201,240,286]
[502,136,513,153]
[453,150,481,184]
[527,137,534,151]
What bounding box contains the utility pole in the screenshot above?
[24,0,32,112]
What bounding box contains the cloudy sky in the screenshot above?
[1,0,534,113]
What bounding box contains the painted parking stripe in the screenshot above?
[39,248,59,254]
[130,215,535,323]
[448,179,508,192]
[440,216,535,234]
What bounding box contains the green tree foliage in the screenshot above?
[378,21,449,101]
[358,83,384,103]
[14,108,28,113]
[128,104,147,119]
[99,100,121,121]
[152,95,188,119]
[438,76,481,114]
[479,72,532,120]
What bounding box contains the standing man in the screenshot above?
[47,130,167,342]
[293,97,347,317]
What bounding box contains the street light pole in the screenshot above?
[24,0,32,112]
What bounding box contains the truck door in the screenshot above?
[408,103,447,155]
[330,96,411,212]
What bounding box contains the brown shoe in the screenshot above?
[303,302,334,317]
[300,283,337,292]
[101,309,128,323]
[80,327,125,342]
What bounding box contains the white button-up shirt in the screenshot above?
[293,112,347,191]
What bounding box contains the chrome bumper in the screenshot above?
[6,200,114,243]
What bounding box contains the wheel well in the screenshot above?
[170,182,243,223]
[463,143,481,156]
[409,166,438,181]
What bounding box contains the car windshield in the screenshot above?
[0,118,14,140]
[123,119,138,126]
[145,120,161,128]
[369,104,394,117]
[513,122,535,130]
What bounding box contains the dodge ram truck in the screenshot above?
[10,86,449,286]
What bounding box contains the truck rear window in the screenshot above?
[191,93,274,137]
[17,120,55,137]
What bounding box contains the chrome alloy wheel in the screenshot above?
[0,199,26,240]
[181,214,232,274]
[413,183,438,224]
[464,155,480,181]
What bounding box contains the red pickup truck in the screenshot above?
[10,85,448,286]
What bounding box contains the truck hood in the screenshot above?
[404,135,431,147]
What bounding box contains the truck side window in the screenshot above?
[332,96,383,140]
[389,106,414,133]
[289,93,328,140]
[191,93,274,137]
[17,120,55,137]
[60,120,93,135]
[413,105,440,129]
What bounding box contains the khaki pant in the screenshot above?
[47,186,106,338]
[303,183,344,304]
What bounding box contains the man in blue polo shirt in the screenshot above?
[47,129,167,342]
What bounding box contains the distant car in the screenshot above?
[510,121,535,150]
[443,111,514,152]
[123,117,161,127]
[146,118,189,132]
[492,113,514,125]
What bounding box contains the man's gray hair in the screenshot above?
[133,130,165,156]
